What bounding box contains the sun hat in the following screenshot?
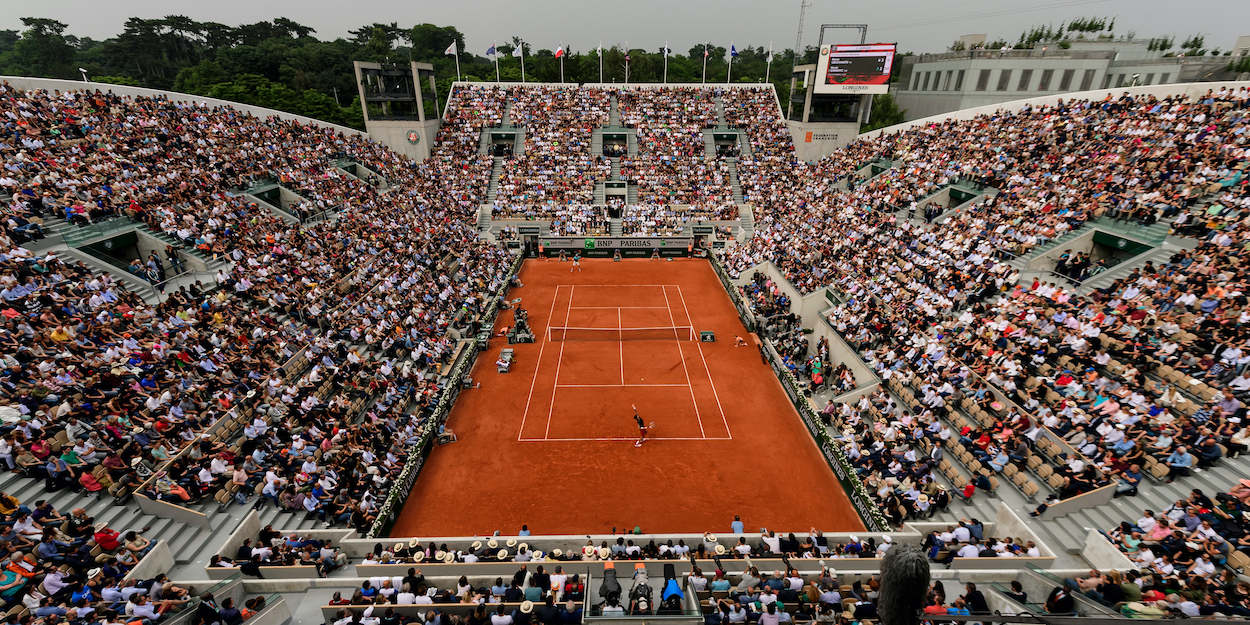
[394,542,404,552]
[471,540,482,550]
[442,552,455,563]
[434,550,446,560]
[506,539,517,547]
[487,538,498,549]
[410,538,420,548]
[714,544,726,555]
[552,549,563,557]
[706,534,718,542]
[498,549,509,559]
[598,547,611,559]
[413,551,425,562]
[518,542,528,551]
[520,601,534,614]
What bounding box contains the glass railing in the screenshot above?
[61,216,140,245]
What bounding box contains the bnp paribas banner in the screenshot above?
[540,236,695,256]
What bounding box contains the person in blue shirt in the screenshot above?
[518,525,530,537]
[1166,446,1192,482]
[731,515,744,534]
[1114,464,1141,497]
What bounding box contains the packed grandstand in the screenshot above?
[2,72,1250,624]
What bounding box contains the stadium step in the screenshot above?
[486,158,504,204]
[56,246,163,303]
[478,204,492,233]
[608,94,620,126]
[502,99,513,126]
[739,205,754,240]
[728,161,744,204]
[610,218,622,236]
[703,131,716,158]
[715,94,726,128]
[1076,245,1174,293]
[479,128,493,155]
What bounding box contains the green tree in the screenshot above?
[13,17,76,78]
[861,93,906,133]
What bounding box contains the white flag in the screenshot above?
[444,41,456,55]
[512,46,523,58]
[597,44,602,57]
[664,46,670,57]
[767,52,773,63]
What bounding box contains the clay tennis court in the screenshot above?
[391,258,864,536]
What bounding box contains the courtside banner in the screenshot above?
[541,237,693,258]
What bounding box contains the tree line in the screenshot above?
[0,16,907,131]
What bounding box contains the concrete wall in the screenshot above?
[786,120,864,162]
[1081,528,1138,571]
[0,76,362,136]
[125,540,175,581]
[366,118,440,162]
[897,56,1112,120]
[207,510,356,579]
[863,80,1250,140]
[1026,229,1098,271]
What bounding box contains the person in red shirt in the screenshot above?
[94,523,121,551]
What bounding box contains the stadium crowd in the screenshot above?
[0,78,517,603]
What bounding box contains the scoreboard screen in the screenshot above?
[815,43,896,94]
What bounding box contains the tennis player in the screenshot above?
[558,249,568,263]
[571,251,582,272]
[633,404,647,447]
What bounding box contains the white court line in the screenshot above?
[661,285,705,439]
[618,308,624,386]
[520,437,733,442]
[556,384,690,388]
[543,285,575,440]
[517,284,563,442]
[676,285,732,440]
[569,306,670,309]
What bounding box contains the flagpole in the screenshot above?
[521,48,526,83]
[494,42,500,82]
[727,41,733,84]
[560,42,564,83]
[598,41,603,84]
[625,40,629,85]
[702,44,708,84]
[766,42,773,83]
[663,41,668,84]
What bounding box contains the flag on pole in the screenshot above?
[625,53,631,61]
[512,47,523,57]
[704,46,709,58]
[664,46,670,56]
[486,44,496,58]
[730,45,739,57]
[445,41,456,55]
[597,44,602,57]
[767,51,773,63]
[555,46,565,58]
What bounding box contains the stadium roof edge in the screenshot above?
[448,81,777,90]
[0,75,365,137]
[857,80,1250,141]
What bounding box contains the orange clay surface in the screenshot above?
[391,258,864,536]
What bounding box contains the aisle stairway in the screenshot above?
[0,468,227,564]
[486,159,503,204]
[1076,245,1177,293]
[608,95,620,127]
[728,161,744,204]
[610,218,623,236]
[714,94,726,128]
[477,205,492,233]
[739,205,755,240]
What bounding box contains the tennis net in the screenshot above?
[547,326,695,342]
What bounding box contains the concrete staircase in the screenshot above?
[728,161,744,204]
[244,192,299,224]
[610,218,623,236]
[1076,245,1177,293]
[608,94,620,127]
[0,468,226,565]
[703,130,717,158]
[486,159,504,204]
[478,128,493,154]
[477,205,492,233]
[714,94,726,128]
[593,182,605,205]
[739,205,755,240]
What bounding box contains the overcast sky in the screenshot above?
[2,0,1247,56]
